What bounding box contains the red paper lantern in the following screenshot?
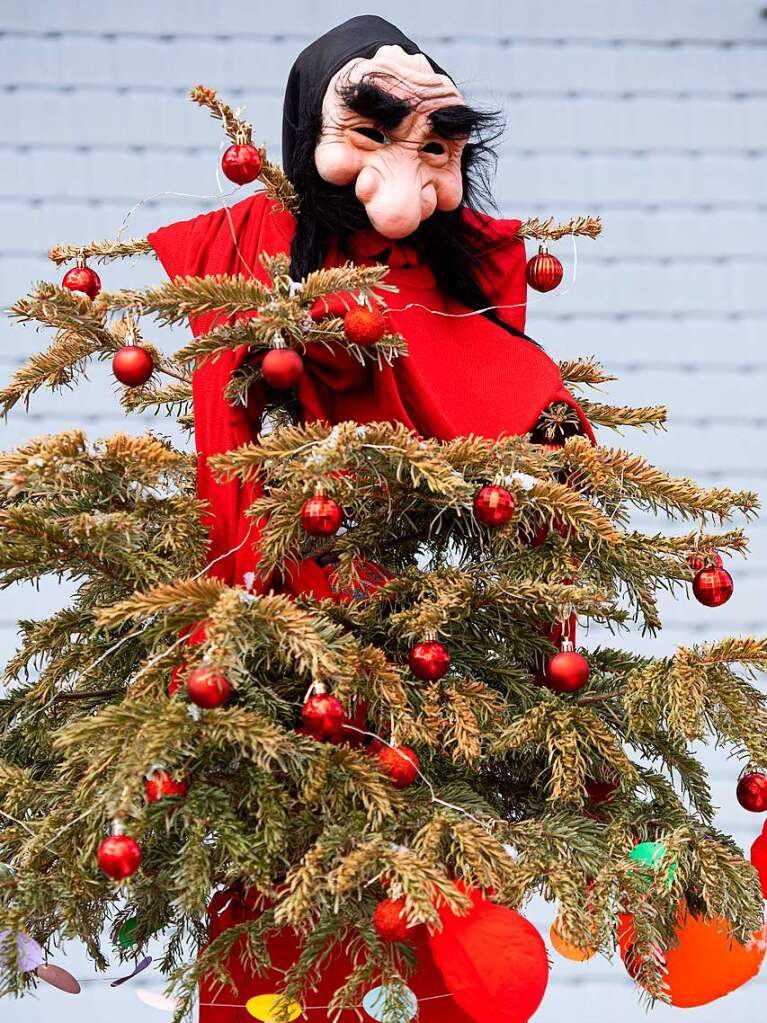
[343,304,387,345]
[262,348,303,390]
[145,769,188,804]
[525,245,563,293]
[300,494,343,536]
[62,264,101,299]
[545,650,589,693]
[428,886,549,1023]
[186,667,231,709]
[737,771,767,812]
[377,745,420,788]
[750,821,767,898]
[373,897,410,942]
[618,907,766,1007]
[585,777,618,805]
[112,346,155,387]
[692,566,734,607]
[302,692,344,742]
[221,143,262,185]
[409,640,450,681]
[97,834,142,880]
[473,485,515,527]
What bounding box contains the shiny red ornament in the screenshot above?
[261,348,303,390]
[145,769,188,804]
[377,745,420,788]
[409,640,450,681]
[62,264,101,299]
[545,650,590,693]
[525,244,564,293]
[343,304,387,346]
[687,551,723,572]
[301,692,345,742]
[585,777,618,805]
[736,771,767,813]
[112,346,154,387]
[97,834,142,880]
[300,494,343,536]
[473,484,515,527]
[373,897,410,942]
[750,821,767,898]
[221,143,262,185]
[692,565,733,606]
[428,885,549,1023]
[185,667,231,709]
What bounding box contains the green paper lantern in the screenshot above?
[117,916,138,949]
[628,841,677,888]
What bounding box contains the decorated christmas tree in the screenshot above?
[2,19,767,1023]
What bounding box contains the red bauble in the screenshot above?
[585,777,618,805]
[473,485,515,527]
[112,346,155,387]
[97,834,142,880]
[145,769,188,804]
[545,650,590,692]
[62,265,101,299]
[343,304,387,346]
[428,886,549,1023]
[221,143,262,185]
[186,667,231,709]
[750,822,767,898]
[377,745,420,788]
[692,566,734,607]
[309,294,351,321]
[409,640,450,681]
[262,348,303,390]
[300,494,343,536]
[373,897,410,942]
[736,771,767,813]
[525,245,563,293]
[687,551,723,572]
[301,692,345,742]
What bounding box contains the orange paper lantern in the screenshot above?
[550,918,596,961]
[618,907,766,1007]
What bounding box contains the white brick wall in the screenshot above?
[1,2,766,1019]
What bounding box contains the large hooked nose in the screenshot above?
[355,148,437,240]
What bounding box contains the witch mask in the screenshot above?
[315,46,471,239]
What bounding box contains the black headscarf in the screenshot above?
[281,15,449,181]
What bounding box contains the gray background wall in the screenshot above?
[1,1,766,1020]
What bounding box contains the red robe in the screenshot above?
[148,194,587,1020]
[148,192,590,595]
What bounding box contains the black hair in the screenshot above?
[287,75,528,338]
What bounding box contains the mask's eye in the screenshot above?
[421,141,446,155]
[352,126,387,143]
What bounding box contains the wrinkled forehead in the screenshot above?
[323,44,464,121]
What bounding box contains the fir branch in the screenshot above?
[48,238,154,266]
[579,399,668,432]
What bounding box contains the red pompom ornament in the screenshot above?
[301,689,345,742]
[736,771,767,813]
[692,566,734,607]
[473,484,515,527]
[687,551,723,572]
[62,264,101,300]
[112,346,155,387]
[186,667,231,709]
[300,494,343,536]
[545,648,590,693]
[262,347,303,390]
[377,745,420,788]
[221,143,262,185]
[144,769,188,804]
[97,833,142,880]
[526,244,564,293]
[343,304,387,346]
[750,821,767,897]
[373,897,410,942]
[409,640,450,681]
